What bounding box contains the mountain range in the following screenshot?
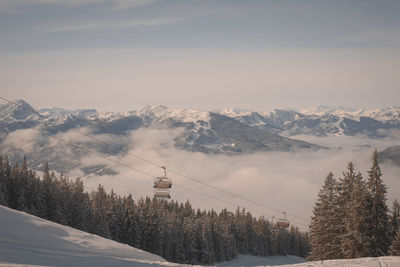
[0,100,399,174]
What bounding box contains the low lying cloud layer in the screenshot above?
[3,127,400,230]
[71,128,400,230]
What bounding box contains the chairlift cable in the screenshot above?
[0,96,310,223]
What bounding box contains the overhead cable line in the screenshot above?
[7,120,299,224]
[0,96,310,224]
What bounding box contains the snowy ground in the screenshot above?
[0,205,188,267]
[1,205,399,267]
[289,257,400,267]
[215,255,307,266]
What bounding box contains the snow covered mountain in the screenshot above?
[1,205,399,267]
[0,100,322,172]
[219,105,400,138]
[3,100,399,141]
[1,100,400,174]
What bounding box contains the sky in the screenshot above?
[1,0,400,111]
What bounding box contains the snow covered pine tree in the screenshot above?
[366,150,390,256]
[389,229,400,256]
[309,172,342,260]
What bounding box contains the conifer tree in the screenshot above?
[391,199,400,242]
[121,194,137,245]
[276,229,289,255]
[0,156,6,205]
[42,162,57,221]
[309,172,341,260]
[0,156,310,264]
[338,162,370,258]
[90,184,111,237]
[70,178,90,231]
[366,150,390,256]
[389,229,400,256]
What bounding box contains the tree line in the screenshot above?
[0,156,309,264]
[309,150,400,260]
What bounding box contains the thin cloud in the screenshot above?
[112,0,156,10]
[0,0,155,13]
[338,27,400,46]
[44,17,185,32]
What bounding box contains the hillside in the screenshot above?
[0,205,307,266]
[1,205,399,267]
[379,145,400,167]
[0,205,171,267]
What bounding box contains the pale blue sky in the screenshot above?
[1,0,399,111]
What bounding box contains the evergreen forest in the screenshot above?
[309,150,400,260]
[0,156,309,265]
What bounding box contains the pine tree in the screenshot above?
[338,162,370,258]
[1,158,11,206]
[390,199,400,242]
[90,184,111,237]
[309,172,341,260]
[69,178,90,231]
[389,229,400,256]
[0,155,310,264]
[121,194,137,246]
[42,162,57,221]
[288,226,300,256]
[0,156,6,205]
[276,229,289,255]
[366,150,390,256]
[200,216,215,264]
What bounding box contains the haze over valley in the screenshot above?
[1,99,399,229]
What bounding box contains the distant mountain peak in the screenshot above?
[301,105,358,116]
[219,108,254,117]
[0,99,40,121]
[137,104,168,114]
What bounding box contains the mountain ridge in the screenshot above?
[1,99,399,174]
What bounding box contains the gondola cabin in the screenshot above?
[276,219,290,228]
[154,167,172,200]
[154,177,172,189]
[276,212,290,228]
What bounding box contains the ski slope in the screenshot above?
[0,205,186,267]
[0,205,399,267]
[290,257,400,267]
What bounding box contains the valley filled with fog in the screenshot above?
[77,128,400,229]
[1,101,400,230]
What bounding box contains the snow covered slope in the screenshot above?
[1,205,399,267]
[216,255,400,267]
[0,205,306,267]
[215,254,307,266]
[289,257,400,267]
[0,205,186,267]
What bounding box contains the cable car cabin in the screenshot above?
[154,166,172,189]
[153,177,172,189]
[276,219,290,228]
[154,191,171,199]
[276,212,290,228]
[153,167,172,200]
